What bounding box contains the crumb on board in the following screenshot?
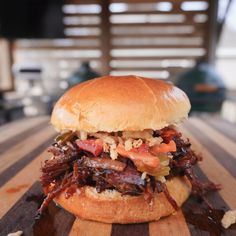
[7,231,23,236]
[221,210,236,229]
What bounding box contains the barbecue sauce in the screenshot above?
[6,184,29,193]
[26,193,58,236]
[65,185,76,199]
[184,207,224,235]
[183,197,236,236]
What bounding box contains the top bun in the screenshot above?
[51,75,190,132]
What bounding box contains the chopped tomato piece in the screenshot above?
[150,140,176,155]
[76,139,103,157]
[116,144,160,172]
[136,143,149,153]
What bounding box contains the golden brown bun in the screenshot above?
[51,75,190,132]
[54,177,191,223]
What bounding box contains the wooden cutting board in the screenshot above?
[0,116,236,236]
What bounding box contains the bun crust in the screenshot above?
[54,177,191,223]
[51,75,190,132]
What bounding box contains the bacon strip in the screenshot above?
[76,139,103,156]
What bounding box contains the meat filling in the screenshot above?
[38,127,218,216]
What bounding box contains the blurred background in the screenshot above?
[0,0,236,125]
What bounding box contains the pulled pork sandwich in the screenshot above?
[38,75,217,223]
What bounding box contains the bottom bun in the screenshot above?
[54,176,191,224]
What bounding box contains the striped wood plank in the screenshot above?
[181,124,236,209]
[111,223,149,236]
[201,116,236,141]
[69,219,112,236]
[0,182,75,236]
[0,116,49,144]
[189,117,236,157]
[0,126,55,173]
[0,116,236,235]
[0,149,50,218]
[0,119,49,155]
[149,210,191,236]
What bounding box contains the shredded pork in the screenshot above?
[38,127,218,217]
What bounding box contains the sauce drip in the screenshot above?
[26,193,58,236]
[6,184,29,193]
[65,185,76,199]
[183,197,236,236]
[185,207,224,235]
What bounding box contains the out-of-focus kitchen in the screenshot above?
[0,0,236,124]
[0,0,236,236]
[2,1,236,236]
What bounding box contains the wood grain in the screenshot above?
[201,116,236,141]
[0,149,49,217]
[0,116,236,235]
[189,117,236,158]
[0,126,55,173]
[0,182,75,236]
[0,119,49,154]
[112,44,204,49]
[111,223,149,236]
[149,210,190,236]
[181,124,236,209]
[69,218,112,236]
[0,116,49,144]
[0,135,54,188]
[184,120,236,178]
